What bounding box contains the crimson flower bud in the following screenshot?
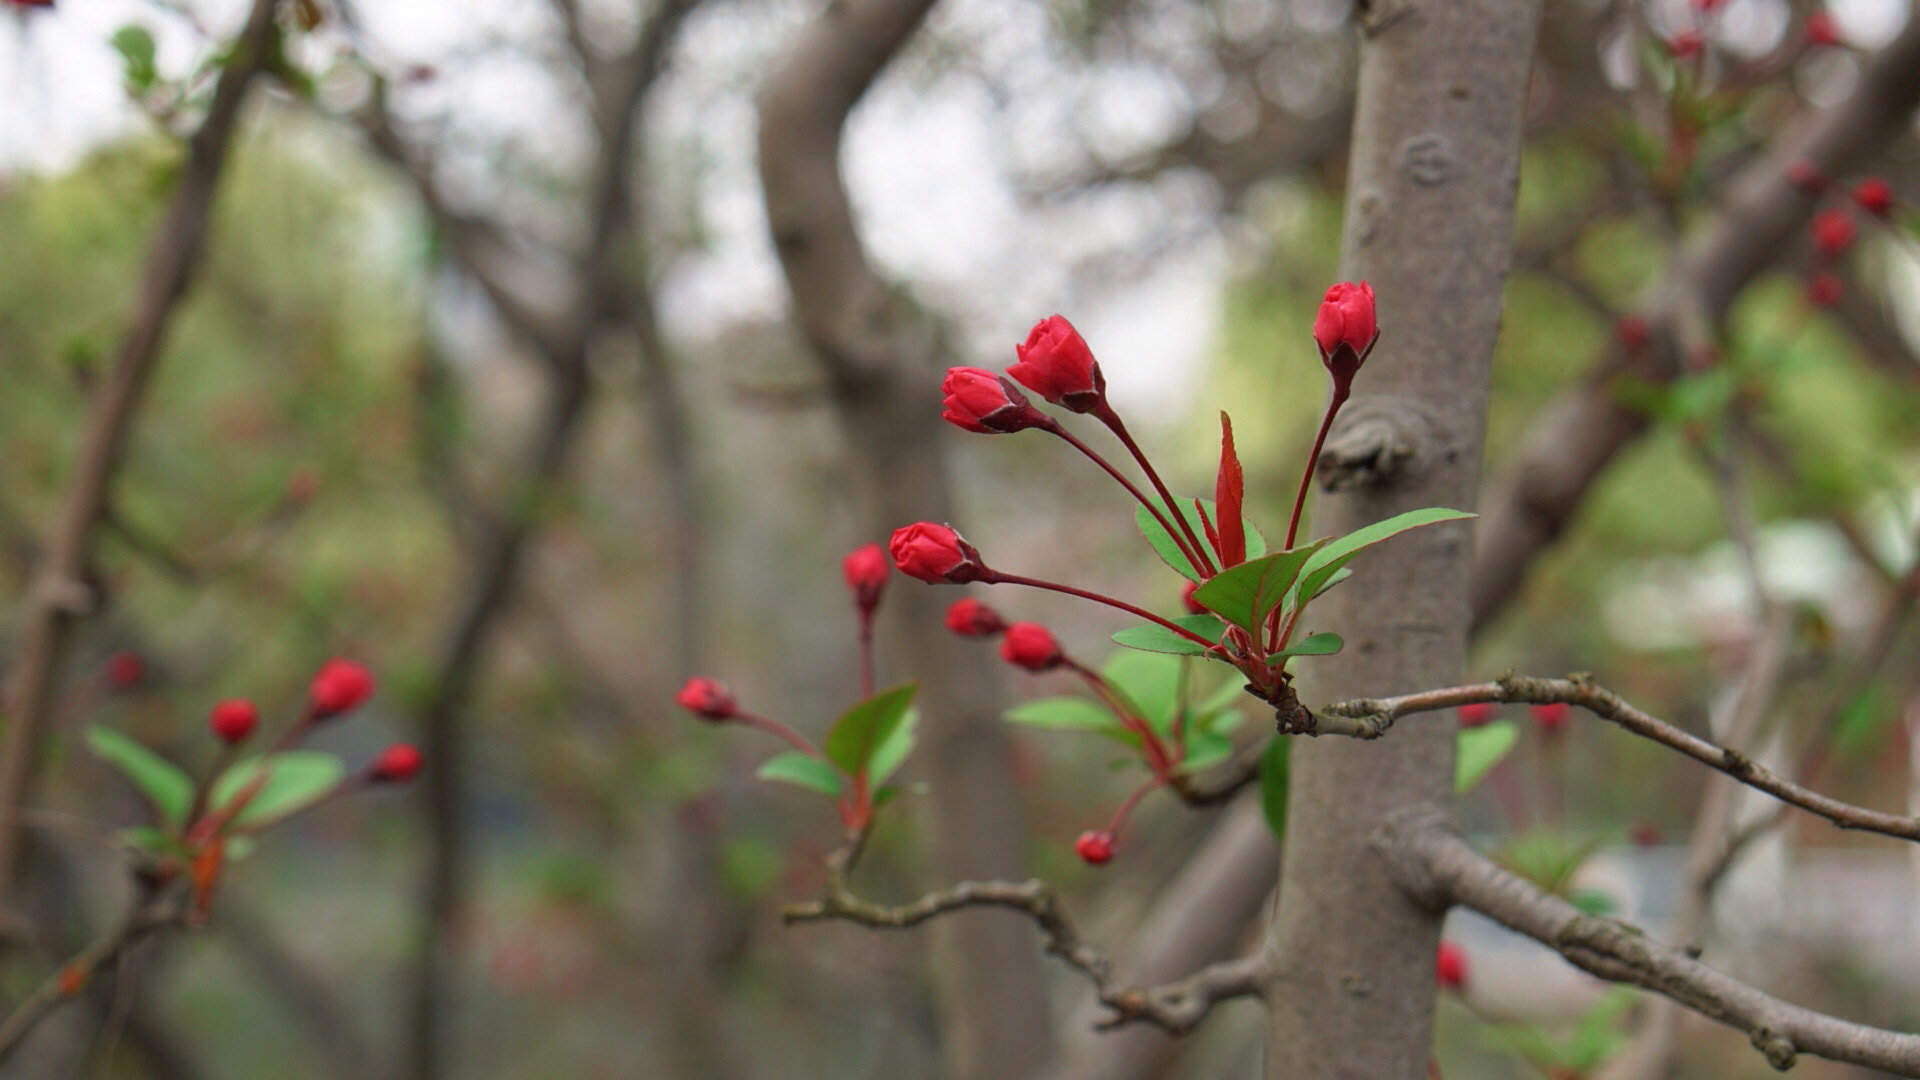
[842,543,889,613]
[1614,316,1650,350]
[1806,273,1843,308]
[1692,0,1724,11]
[1785,159,1827,192]
[1811,209,1856,256]
[675,677,738,722]
[371,743,423,783]
[889,523,986,584]
[1180,580,1207,615]
[1629,820,1664,847]
[1074,830,1115,865]
[1457,702,1498,728]
[1008,315,1106,413]
[941,367,1053,434]
[209,699,259,744]
[1436,941,1468,990]
[1312,281,1376,393]
[1804,10,1841,46]
[1668,29,1704,58]
[944,598,1006,637]
[1530,702,1571,734]
[309,658,375,718]
[1853,177,1894,217]
[999,622,1064,672]
[105,651,146,691]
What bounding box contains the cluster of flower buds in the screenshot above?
[1787,161,1904,308]
[1456,700,1576,735]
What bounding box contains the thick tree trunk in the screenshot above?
[1264,1,1540,1076]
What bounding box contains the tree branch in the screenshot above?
[1377,810,1920,1076]
[0,0,284,908]
[1317,673,1920,842]
[783,847,1269,1037]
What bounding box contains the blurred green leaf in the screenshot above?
[1455,720,1519,793]
[1494,829,1603,897]
[822,683,916,778]
[110,25,160,92]
[867,707,918,786]
[755,752,844,797]
[210,752,344,828]
[86,727,192,829]
[1259,737,1290,840]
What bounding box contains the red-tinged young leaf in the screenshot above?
[1190,540,1331,634]
[1215,413,1246,567]
[1195,498,1220,557]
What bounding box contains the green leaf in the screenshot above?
[1112,615,1227,657]
[110,25,160,90]
[1569,889,1618,917]
[1258,736,1290,840]
[86,727,193,829]
[114,826,186,858]
[1100,651,1184,735]
[822,683,917,777]
[868,708,918,786]
[1284,508,1476,619]
[755,752,845,797]
[1309,567,1352,600]
[1455,720,1519,793]
[1264,632,1344,666]
[1494,829,1603,897]
[210,752,345,828]
[1181,730,1235,773]
[1006,697,1128,737]
[1190,540,1331,633]
[1134,499,1266,582]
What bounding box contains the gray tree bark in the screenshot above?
[1264,1,1541,1076]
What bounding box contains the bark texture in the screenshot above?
[1263,1,1541,1076]
[756,0,1054,1076]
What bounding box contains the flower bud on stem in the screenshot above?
[980,569,1222,652]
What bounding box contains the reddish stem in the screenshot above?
[735,711,823,758]
[1066,660,1175,775]
[1105,775,1164,837]
[1045,422,1210,577]
[1092,404,1218,577]
[985,570,1222,652]
[1286,385,1348,552]
[856,610,875,699]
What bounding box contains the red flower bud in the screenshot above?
[309,658,375,717]
[842,543,889,612]
[209,699,259,744]
[371,743,423,783]
[999,622,1064,672]
[1436,941,1469,990]
[1457,702,1498,728]
[1075,830,1115,865]
[105,651,146,691]
[1804,10,1841,46]
[942,367,1053,434]
[1785,159,1827,192]
[1854,177,1894,217]
[1667,29,1705,59]
[4,1,56,9]
[675,677,738,722]
[944,598,1006,637]
[1312,281,1377,392]
[1806,273,1844,308]
[1629,820,1664,847]
[1614,316,1650,350]
[1180,580,1207,615]
[888,522,985,584]
[1692,0,1725,11]
[285,468,319,505]
[1008,315,1106,413]
[1530,701,1571,734]
[1811,209,1856,256]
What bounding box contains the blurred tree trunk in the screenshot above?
[1264,1,1540,1076]
[756,0,1054,1076]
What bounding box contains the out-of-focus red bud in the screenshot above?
[999,622,1064,672]
[105,651,146,691]
[1614,316,1650,349]
[1785,159,1828,192]
[1804,10,1842,46]
[1806,273,1844,308]
[1181,581,1207,615]
[310,658,375,717]
[842,543,889,612]
[1811,209,1857,256]
[1457,702,1499,728]
[1854,177,1895,217]
[1436,941,1469,990]
[675,677,738,722]
[1629,820,1665,847]
[1008,316,1106,413]
[944,598,1006,637]
[889,523,985,584]
[1668,29,1705,59]
[210,699,259,744]
[1075,830,1115,865]
[371,743,423,783]
[1530,702,1571,734]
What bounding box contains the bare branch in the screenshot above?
[1316,674,1920,843]
[1377,810,1920,1076]
[784,848,1269,1036]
